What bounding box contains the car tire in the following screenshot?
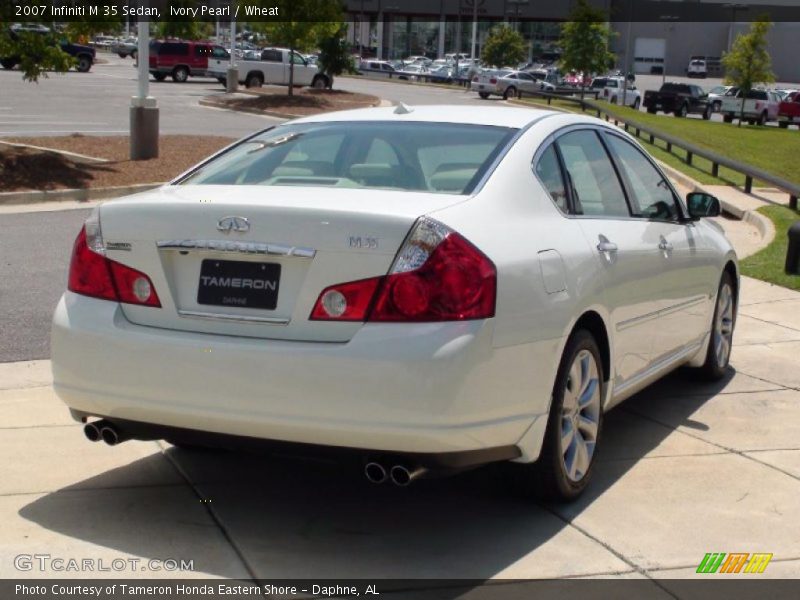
[503,87,517,100]
[153,73,167,82]
[632,98,640,110]
[172,66,189,83]
[131,50,137,62]
[779,121,789,129]
[723,114,733,123]
[698,271,736,381]
[647,107,657,114]
[0,58,16,70]
[514,329,604,501]
[76,56,92,73]
[311,75,328,89]
[757,111,767,126]
[713,100,721,112]
[703,106,712,120]
[675,103,687,118]
[117,53,126,59]
[245,72,263,88]
[478,92,490,99]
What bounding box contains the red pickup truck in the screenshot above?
[778,91,800,129]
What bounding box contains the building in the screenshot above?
[342,0,800,82]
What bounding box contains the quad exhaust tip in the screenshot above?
[364,462,387,484]
[83,420,107,442]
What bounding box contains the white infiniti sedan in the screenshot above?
[52,106,737,500]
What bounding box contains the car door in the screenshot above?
[554,129,665,388]
[260,49,285,83]
[517,72,538,95]
[601,131,716,363]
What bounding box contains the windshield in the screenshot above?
[180,121,517,195]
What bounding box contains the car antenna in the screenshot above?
[394,103,414,114]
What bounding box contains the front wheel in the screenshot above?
[514,329,604,501]
[311,75,328,89]
[675,103,687,118]
[76,56,92,72]
[632,98,640,110]
[698,272,736,380]
[245,72,263,88]
[703,106,712,120]
[0,58,16,70]
[503,86,517,100]
[757,111,767,126]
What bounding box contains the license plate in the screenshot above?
[197,259,281,310]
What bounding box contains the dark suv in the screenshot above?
[1,26,95,72]
[148,40,228,82]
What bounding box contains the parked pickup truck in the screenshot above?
[1,25,95,72]
[208,47,330,89]
[643,83,711,119]
[720,89,781,125]
[778,91,800,129]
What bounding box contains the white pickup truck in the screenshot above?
[208,47,330,89]
[720,88,781,125]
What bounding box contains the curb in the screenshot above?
[0,140,108,164]
[0,182,163,206]
[199,92,384,120]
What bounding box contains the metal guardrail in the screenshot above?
[520,88,799,210]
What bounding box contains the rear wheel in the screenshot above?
[647,107,657,114]
[723,114,733,123]
[0,58,16,70]
[698,271,736,380]
[478,91,490,99]
[779,121,789,129]
[757,111,767,126]
[172,65,189,83]
[675,103,688,118]
[702,106,712,120]
[632,97,640,110]
[245,72,263,88]
[514,329,604,501]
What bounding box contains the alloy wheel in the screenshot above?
[714,283,734,367]
[560,349,601,482]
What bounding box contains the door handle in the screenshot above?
[658,239,674,252]
[597,241,618,253]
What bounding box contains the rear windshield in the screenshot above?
[661,84,688,93]
[180,122,517,195]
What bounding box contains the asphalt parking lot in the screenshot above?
[1,57,799,588]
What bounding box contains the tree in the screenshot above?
[252,0,343,96]
[558,0,616,100]
[481,25,526,69]
[153,21,211,41]
[722,18,775,127]
[316,23,356,87]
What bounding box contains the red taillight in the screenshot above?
[489,78,497,84]
[309,219,496,322]
[68,227,161,307]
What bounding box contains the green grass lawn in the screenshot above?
[517,97,800,189]
[741,205,800,292]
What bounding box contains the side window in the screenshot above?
[534,145,568,213]
[364,138,400,166]
[291,52,306,65]
[556,130,629,218]
[212,46,228,59]
[604,134,680,221]
[262,50,282,63]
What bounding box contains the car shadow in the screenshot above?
[18,367,739,590]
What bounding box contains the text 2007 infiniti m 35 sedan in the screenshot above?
[52,105,737,500]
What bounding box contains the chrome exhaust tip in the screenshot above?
[100,425,129,446]
[83,421,104,442]
[364,462,388,484]
[389,465,428,487]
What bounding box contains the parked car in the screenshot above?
[686,56,722,79]
[470,68,514,98]
[111,36,138,59]
[209,47,331,89]
[52,105,737,501]
[397,63,429,81]
[1,25,95,72]
[358,59,399,79]
[707,85,737,112]
[643,83,712,119]
[427,65,459,84]
[720,88,781,125]
[686,58,708,78]
[597,77,641,109]
[405,55,432,66]
[494,70,556,99]
[149,39,227,82]
[778,91,800,129]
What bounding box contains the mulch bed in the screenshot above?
[0,135,234,192]
[219,87,380,116]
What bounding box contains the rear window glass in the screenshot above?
[180,122,516,195]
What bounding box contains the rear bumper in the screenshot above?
[52,293,548,458]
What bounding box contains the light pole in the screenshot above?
[130,14,158,160]
[226,3,238,93]
[470,0,478,61]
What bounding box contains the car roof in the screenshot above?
[291,105,556,129]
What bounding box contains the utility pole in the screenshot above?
[470,0,478,61]
[226,7,238,93]
[130,15,158,160]
[621,0,632,107]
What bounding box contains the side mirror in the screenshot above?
[686,192,721,219]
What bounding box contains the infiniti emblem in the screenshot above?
[217,216,250,233]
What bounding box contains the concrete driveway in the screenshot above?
[1,278,799,590]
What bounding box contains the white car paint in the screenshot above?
[51,106,737,494]
[208,47,323,88]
